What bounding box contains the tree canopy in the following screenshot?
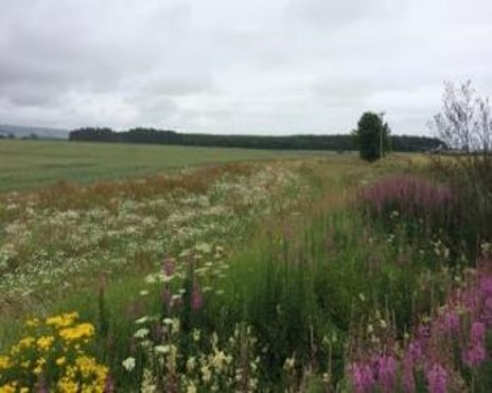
[352,112,391,162]
[69,127,439,153]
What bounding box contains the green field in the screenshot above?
[0,139,330,192]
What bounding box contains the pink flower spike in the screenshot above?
[191,284,203,311]
[426,363,447,393]
[163,257,175,276]
[348,361,375,393]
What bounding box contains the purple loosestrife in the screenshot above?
[36,379,49,393]
[479,273,492,326]
[191,284,203,311]
[426,362,447,393]
[443,309,460,333]
[347,260,492,392]
[163,257,175,276]
[347,361,375,393]
[358,175,457,228]
[407,339,423,363]
[162,287,172,310]
[462,321,486,367]
[402,351,416,393]
[105,375,115,393]
[373,353,396,392]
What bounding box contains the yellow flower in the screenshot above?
[18,336,35,348]
[33,358,46,375]
[0,383,17,393]
[46,312,79,328]
[0,356,10,370]
[59,323,95,342]
[57,377,79,393]
[37,335,55,351]
[25,318,40,328]
[20,361,30,369]
[56,356,67,366]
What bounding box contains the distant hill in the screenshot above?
[0,124,69,139]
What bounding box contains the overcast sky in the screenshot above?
[1,0,492,135]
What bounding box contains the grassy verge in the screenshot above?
[2,153,491,392]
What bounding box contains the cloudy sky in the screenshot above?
[1,0,492,135]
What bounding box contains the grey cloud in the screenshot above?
[285,0,401,30]
[136,73,216,97]
[1,0,492,134]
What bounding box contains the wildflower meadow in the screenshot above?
[1,144,491,392]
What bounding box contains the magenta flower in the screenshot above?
[402,353,416,393]
[440,309,460,333]
[348,361,375,393]
[191,284,203,311]
[462,321,486,367]
[374,354,396,392]
[426,363,447,393]
[407,339,423,363]
[163,257,175,276]
[162,287,172,309]
[105,375,114,393]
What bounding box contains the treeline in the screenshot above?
[68,127,442,152]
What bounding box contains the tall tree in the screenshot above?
[353,112,391,162]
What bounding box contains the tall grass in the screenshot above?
[3,155,491,391]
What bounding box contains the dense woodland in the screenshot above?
[68,127,442,152]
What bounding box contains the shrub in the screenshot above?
[431,81,492,254]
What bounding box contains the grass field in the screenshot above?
[0,139,331,192]
[1,144,491,392]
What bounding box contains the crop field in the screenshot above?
[0,140,329,192]
[1,144,491,392]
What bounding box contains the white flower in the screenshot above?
[145,274,157,284]
[186,357,196,372]
[186,381,197,393]
[154,345,170,354]
[135,316,149,325]
[134,328,150,338]
[122,357,136,371]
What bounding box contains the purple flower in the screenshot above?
[471,321,485,343]
[105,375,115,393]
[440,310,460,333]
[162,287,172,309]
[482,296,492,326]
[407,339,423,362]
[479,276,492,297]
[462,345,486,368]
[426,363,447,393]
[374,354,396,392]
[35,380,49,393]
[462,321,487,367]
[402,353,416,393]
[163,257,175,276]
[191,284,203,311]
[348,361,375,393]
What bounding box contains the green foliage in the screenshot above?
[67,127,441,153]
[353,112,391,162]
